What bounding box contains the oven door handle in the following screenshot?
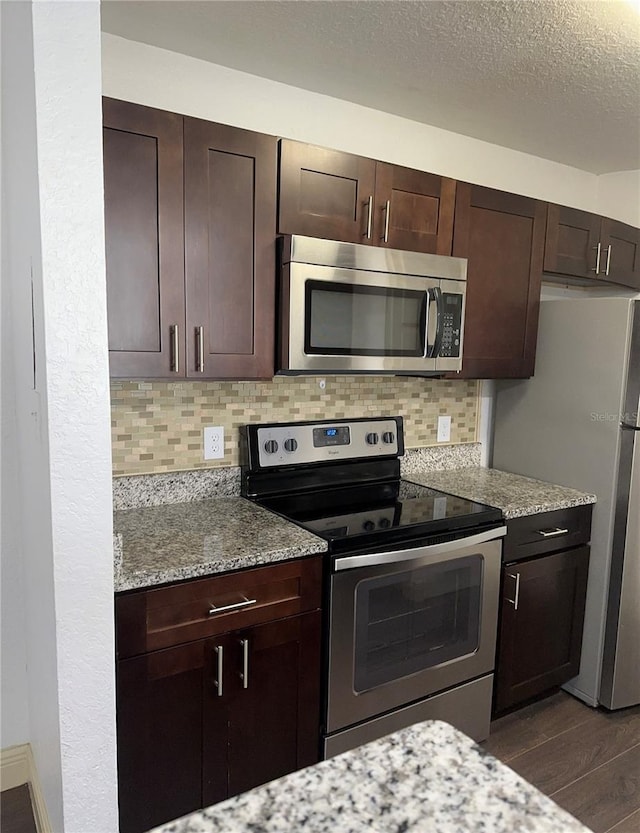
[333,525,507,572]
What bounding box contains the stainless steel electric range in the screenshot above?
[241,416,506,758]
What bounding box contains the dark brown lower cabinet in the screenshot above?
[117,611,321,833]
[494,546,590,714]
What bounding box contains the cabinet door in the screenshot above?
[117,639,227,833]
[226,611,321,798]
[543,204,601,279]
[373,164,456,255]
[453,184,545,378]
[278,140,377,244]
[184,119,277,379]
[103,98,185,379]
[600,218,640,290]
[494,546,590,714]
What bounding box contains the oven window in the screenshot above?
[305,281,426,356]
[353,556,482,692]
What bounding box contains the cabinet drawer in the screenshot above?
[503,505,592,563]
[116,556,323,658]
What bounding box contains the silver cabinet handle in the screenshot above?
[170,324,179,373]
[364,195,373,239]
[537,527,569,538]
[506,572,520,611]
[381,199,391,243]
[240,638,249,689]
[592,242,601,275]
[195,326,204,373]
[214,645,224,697]
[604,244,612,277]
[208,597,257,616]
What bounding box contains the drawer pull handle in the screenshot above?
[208,597,257,616]
[214,645,224,697]
[506,572,520,611]
[537,527,569,538]
[240,638,249,689]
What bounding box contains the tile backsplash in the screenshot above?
[111,377,479,476]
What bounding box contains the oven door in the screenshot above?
[326,527,505,734]
[280,263,442,374]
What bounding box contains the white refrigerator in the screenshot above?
[493,297,640,710]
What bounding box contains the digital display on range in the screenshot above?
[313,426,350,447]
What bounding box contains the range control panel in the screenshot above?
[251,417,402,469]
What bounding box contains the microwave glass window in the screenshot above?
[305,282,426,356]
[353,555,482,692]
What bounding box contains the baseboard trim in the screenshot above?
[1,744,53,833]
[1,743,30,791]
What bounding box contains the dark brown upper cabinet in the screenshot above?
[184,118,277,379]
[373,163,456,255]
[545,205,640,291]
[278,140,456,255]
[278,140,376,244]
[543,204,601,279]
[103,99,278,380]
[103,99,185,379]
[452,184,546,379]
[600,217,640,291]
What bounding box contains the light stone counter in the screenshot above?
[114,497,327,592]
[148,720,590,833]
[404,467,596,519]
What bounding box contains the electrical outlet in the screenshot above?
[203,426,225,460]
[437,415,451,443]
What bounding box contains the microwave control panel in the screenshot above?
[440,293,463,358]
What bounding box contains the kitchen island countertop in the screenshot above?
[403,466,596,519]
[114,496,327,592]
[148,719,590,833]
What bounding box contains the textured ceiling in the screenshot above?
[101,0,640,173]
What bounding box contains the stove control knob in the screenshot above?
[379,517,391,529]
[365,432,379,445]
[284,438,298,453]
[363,520,376,532]
[264,440,279,454]
[382,431,395,444]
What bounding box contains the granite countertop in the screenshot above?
[114,497,327,592]
[148,720,590,833]
[404,467,596,519]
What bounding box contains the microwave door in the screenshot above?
[283,263,440,374]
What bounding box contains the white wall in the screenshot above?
[0,0,30,753]
[1,4,61,810]
[596,170,640,228]
[2,2,118,831]
[102,34,599,212]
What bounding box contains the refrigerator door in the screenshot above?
[600,306,640,709]
[493,298,636,706]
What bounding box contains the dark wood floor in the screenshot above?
[484,691,640,833]
[1,785,37,833]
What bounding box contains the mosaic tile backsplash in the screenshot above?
[111,377,479,476]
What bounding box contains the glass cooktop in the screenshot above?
[256,478,503,553]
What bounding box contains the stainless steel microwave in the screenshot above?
[278,235,467,375]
